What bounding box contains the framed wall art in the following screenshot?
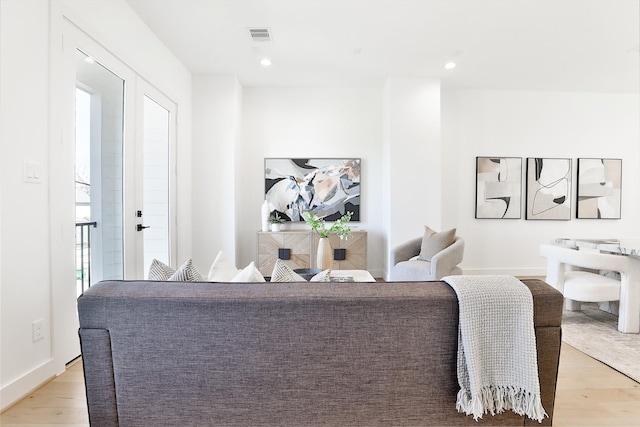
[475,157,522,219]
[264,158,361,222]
[525,158,571,220]
[576,158,622,219]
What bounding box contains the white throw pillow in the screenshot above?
[270,259,306,282]
[168,259,202,282]
[310,269,331,282]
[148,259,175,281]
[231,262,266,282]
[207,251,240,281]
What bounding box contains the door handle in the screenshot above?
[137,224,150,232]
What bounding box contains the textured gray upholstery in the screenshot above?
[390,236,464,281]
[78,279,562,426]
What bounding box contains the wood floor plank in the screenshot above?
[553,343,640,426]
[0,363,89,426]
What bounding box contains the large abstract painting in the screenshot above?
[576,158,622,219]
[475,157,522,219]
[265,158,361,222]
[525,158,571,220]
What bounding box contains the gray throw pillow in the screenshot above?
[418,226,456,261]
[148,258,202,282]
[270,259,306,282]
[168,259,202,282]
[148,258,175,281]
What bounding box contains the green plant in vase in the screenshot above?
[269,212,285,231]
[302,211,353,270]
[302,211,353,239]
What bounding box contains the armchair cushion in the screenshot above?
[418,226,456,261]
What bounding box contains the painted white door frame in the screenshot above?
[50,16,177,369]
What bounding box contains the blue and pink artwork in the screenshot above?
[265,158,360,222]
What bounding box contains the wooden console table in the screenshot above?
[257,230,367,276]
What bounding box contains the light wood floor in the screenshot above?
[1,344,639,426]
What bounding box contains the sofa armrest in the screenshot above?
[390,237,423,266]
[79,328,118,426]
[430,237,464,280]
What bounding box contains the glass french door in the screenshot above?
[136,84,177,278]
[75,49,126,290]
[73,45,176,283]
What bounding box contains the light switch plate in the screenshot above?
[23,161,42,184]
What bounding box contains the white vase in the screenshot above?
[271,223,281,232]
[261,200,270,232]
[316,237,333,270]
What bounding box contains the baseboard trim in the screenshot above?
[461,268,547,277]
[1,358,57,413]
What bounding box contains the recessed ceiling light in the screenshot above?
[444,62,456,70]
[260,58,272,67]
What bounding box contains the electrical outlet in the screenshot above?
[32,319,45,342]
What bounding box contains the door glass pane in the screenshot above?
[75,49,124,287]
[74,87,92,296]
[142,96,170,278]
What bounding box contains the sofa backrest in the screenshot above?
[78,279,563,426]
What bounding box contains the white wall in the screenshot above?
[0,0,53,407]
[442,89,640,275]
[237,87,385,277]
[190,81,446,279]
[191,75,242,272]
[193,82,639,280]
[1,0,192,410]
[384,77,443,262]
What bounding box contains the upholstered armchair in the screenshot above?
[390,235,464,281]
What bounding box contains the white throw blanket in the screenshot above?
[443,275,547,422]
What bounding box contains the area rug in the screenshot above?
[561,304,640,383]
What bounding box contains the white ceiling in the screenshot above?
[125,0,640,92]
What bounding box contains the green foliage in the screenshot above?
[269,212,284,224]
[302,211,353,239]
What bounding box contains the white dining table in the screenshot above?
[555,238,640,257]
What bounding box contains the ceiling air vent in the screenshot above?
[249,28,271,42]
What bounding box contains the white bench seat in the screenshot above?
[563,270,621,302]
[540,243,640,334]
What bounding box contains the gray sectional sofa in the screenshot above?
[78,279,563,426]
